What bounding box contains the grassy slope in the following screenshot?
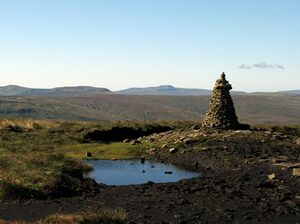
[234,95,300,124]
[0,94,299,124]
[0,119,183,199]
[0,85,110,96]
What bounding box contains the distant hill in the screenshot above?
[116,85,247,96]
[116,85,211,95]
[0,94,299,125]
[277,90,300,95]
[0,84,299,96]
[0,85,111,96]
[250,90,300,96]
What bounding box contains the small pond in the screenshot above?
[83,159,200,185]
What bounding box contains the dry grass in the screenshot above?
[0,118,60,130]
[0,208,127,224]
[0,151,89,199]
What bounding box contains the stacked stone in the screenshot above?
[202,72,240,129]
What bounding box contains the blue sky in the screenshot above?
[0,0,299,91]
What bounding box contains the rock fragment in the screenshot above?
[169,148,177,154]
[268,173,276,180]
[130,140,140,145]
[292,168,300,177]
[146,148,157,154]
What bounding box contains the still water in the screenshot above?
[83,159,200,185]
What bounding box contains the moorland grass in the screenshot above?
[0,208,127,224]
[0,152,90,199]
[2,118,297,200]
[0,119,191,199]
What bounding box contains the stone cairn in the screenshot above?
[202,72,241,129]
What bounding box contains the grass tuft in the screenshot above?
[0,208,127,224]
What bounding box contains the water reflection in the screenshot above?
[83,159,200,185]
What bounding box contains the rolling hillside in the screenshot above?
[0,94,299,125]
[277,90,300,95]
[2,84,299,96]
[0,85,110,96]
[116,85,213,95]
[116,85,248,95]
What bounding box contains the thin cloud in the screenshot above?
[275,64,285,70]
[253,62,274,69]
[238,64,252,69]
[238,62,285,70]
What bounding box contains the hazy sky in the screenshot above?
[0,0,299,91]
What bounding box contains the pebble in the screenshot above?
[169,148,177,154]
[268,173,276,180]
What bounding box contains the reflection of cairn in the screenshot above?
[202,72,241,129]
